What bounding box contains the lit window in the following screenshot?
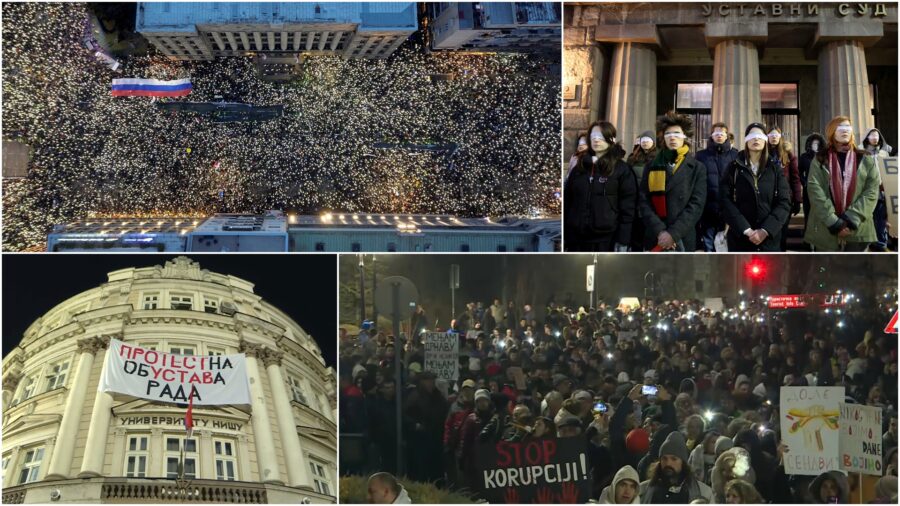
[18,447,44,484]
[204,297,219,314]
[166,437,198,479]
[143,293,159,310]
[125,436,149,478]
[45,360,70,391]
[309,460,332,496]
[214,440,238,481]
[170,295,193,311]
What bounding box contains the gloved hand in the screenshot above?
[791,201,801,216]
[827,218,847,235]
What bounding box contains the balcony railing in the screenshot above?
[101,478,268,503]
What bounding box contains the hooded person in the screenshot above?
[861,127,892,251]
[808,470,849,504]
[800,132,827,227]
[688,432,723,485]
[639,431,714,503]
[638,111,708,251]
[599,465,641,504]
[711,447,757,503]
[695,122,740,252]
[458,389,494,490]
[564,120,638,252]
[719,122,792,252]
[804,115,880,251]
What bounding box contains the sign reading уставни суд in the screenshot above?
[99,339,250,405]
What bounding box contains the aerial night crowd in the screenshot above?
[1,2,560,251]
[342,293,898,503]
[564,111,893,253]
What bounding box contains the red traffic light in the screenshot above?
[745,260,766,280]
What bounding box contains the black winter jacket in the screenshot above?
[695,139,739,223]
[719,153,791,251]
[638,151,707,251]
[564,154,638,249]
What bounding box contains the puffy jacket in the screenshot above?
[638,151,707,251]
[442,400,472,453]
[565,154,638,248]
[695,139,739,222]
[719,152,791,251]
[804,150,879,250]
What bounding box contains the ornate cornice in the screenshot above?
[76,335,115,354]
[239,340,264,358]
[2,373,22,392]
[127,312,237,332]
[260,349,284,368]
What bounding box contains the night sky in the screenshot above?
[2,254,337,366]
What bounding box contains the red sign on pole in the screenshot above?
[886,311,898,334]
[768,293,850,310]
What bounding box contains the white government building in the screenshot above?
[1,257,336,503]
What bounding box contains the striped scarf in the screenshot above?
[647,145,689,219]
[828,147,857,215]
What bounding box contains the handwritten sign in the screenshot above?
[840,403,883,475]
[424,332,459,381]
[780,386,844,475]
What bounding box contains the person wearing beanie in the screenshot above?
[805,115,880,251]
[724,478,764,504]
[873,475,898,503]
[711,447,756,503]
[628,129,658,181]
[639,431,714,503]
[638,110,707,251]
[688,431,722,485]
[719,122,791,252]
[695,122,739,252]
[442,379,476,488]
[599,465,641,504]
[564,120,638,252]
[809,470,849,503]
[458,389,495,490]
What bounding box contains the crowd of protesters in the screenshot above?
[564,110,893,253]
[2,3,560,251]
[340,289,898,503]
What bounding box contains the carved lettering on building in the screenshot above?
[702,3,887,18]
[118,416,244,431]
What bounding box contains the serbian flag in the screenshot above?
[111,78,192,98]
[185,395,194,438]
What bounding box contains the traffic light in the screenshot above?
[745,259,767,281]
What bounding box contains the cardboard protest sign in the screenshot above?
[423,332,459,381]
[477,437,591,504]
[780,386,844,475]
[507,366,526,390]
[99,339,250,405]
[839,403,883,475]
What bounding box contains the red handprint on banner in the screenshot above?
[535,487,554,504]
[559,482,579,504]
[504,487,519,504]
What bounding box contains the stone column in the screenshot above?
[563,26,606,162]
[3,447,20,487]
[238,435,252,481]
[818,41,874,135]
[712,39,762,145]
[606,43,657,157]
[150,428,163,477]
[199,430,214,480]
[240,341,283,485]
[45,337,104,480]
[79,338,113,477]
[39,437,57,481]
[110,427,127,477]
[262,349,312,489]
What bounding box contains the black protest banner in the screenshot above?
[476,437,591,504]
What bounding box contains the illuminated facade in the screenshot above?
[1,257,336,504]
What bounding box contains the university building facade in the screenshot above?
[1,257,336,503]
[563,2,898,159]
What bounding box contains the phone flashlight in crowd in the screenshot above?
[593,402,608,414]
[498,340,506,349]
[606,353,614,360]
[704,410,715,421]
[642,385,658,396]
[554,331,561,338]
[527,337,534,344]
[758,424,767,434]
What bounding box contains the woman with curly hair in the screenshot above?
[638,110,707,251]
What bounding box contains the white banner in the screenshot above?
[99,339,250,405]
[424,332,459,381]
[839,403,883,476]
[586,265,595,292]
[780,386,844,475]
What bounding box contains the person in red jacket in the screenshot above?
[458,389,495,492]
[443,379,475,489]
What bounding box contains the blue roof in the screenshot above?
[137,2,418,33]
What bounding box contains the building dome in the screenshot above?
[2,257,336,504]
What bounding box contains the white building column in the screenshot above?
[45,336,103,480]
[237,435,252,481]
[240,341,283,485]
[712,40,762,145]
[605,42,657,158]
[199,430,214,480]
[262,349,312,489]
[4,447,21,487]
[818,40,874,134]
[79,338,113,477]
[150,428,164,477]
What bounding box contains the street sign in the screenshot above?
[886,310,898,334]
[586,265,595,292]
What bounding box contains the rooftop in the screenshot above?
[289,213,559,232]
[50,217,202,236]
[193,212,288,234]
